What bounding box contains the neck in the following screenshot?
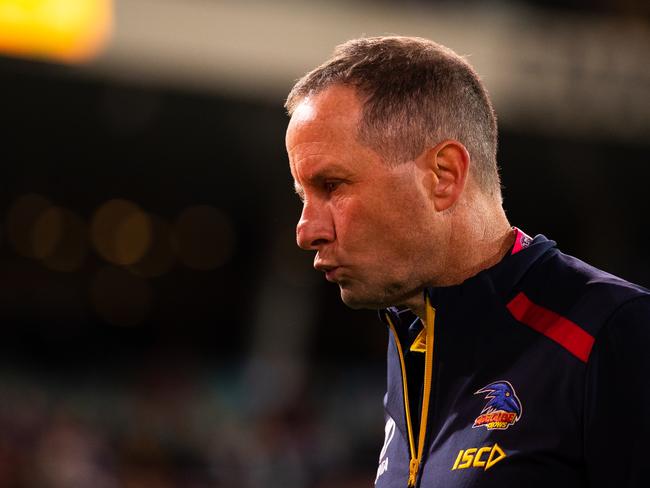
[407,193,514,321]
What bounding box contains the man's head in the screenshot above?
[286,36,500,197]
[285,36,504,311]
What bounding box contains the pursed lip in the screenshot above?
[314,259,341,282]
[324,267,341,282]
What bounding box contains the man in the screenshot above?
[285,36,649,487]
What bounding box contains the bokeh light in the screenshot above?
[7,193,53,259]
[31,206,63,260]
[172,205,235,270]
[32,206,88,272]
[90,265,152,326]
[128,215,176,278]
[0,0,113,63]
[91,199,152,266]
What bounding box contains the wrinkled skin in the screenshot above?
[286,85,448,311]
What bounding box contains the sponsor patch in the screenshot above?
[452,443,506,471]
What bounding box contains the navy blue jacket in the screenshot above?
[374,232,650,487]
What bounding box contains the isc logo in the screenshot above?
[451,443,506,471]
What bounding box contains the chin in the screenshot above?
[339,287,390,311]
[339,281,422,311]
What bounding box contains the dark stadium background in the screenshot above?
[0,0,648,486]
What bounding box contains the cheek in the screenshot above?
[334,175,431,258]
[339,200,406,253]
[372,199,433,259]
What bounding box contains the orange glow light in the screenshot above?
[0,0,112,63]
[91,199,152,266]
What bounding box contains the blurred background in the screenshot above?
[0,0,648,486]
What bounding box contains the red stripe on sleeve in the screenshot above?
[507,292,595,363]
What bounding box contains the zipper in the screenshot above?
[386,296,436,488]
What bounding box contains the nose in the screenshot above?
[296,200,334,250]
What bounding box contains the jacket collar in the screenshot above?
[381,232,557,327]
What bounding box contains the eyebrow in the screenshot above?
[292,162,353,201]
[306,164,353,185]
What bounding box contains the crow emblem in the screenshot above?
[472,381,522,430]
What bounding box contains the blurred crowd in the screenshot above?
[0,362,384,488]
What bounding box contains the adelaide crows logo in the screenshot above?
[472,381,522,430]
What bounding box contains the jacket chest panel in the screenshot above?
[381,315,587,487]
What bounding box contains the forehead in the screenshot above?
[286,85,363,153]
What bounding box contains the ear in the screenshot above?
[416,140,470,212]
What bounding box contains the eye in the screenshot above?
[324,180,341,193]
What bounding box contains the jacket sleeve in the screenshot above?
[584,294,650,487]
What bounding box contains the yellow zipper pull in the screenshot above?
[408,458,420,487]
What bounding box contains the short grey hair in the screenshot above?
[286,36,500,196]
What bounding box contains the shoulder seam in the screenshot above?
[587,292,650,364]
